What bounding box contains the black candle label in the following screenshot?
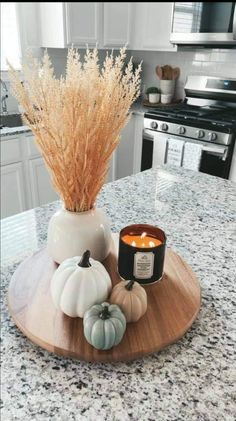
[133,252,154,279]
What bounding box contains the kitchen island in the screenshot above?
[1,166,236,421]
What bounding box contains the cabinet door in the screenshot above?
[133,114,144,174]
[25,133,41,159]
[116,116,136,180]
[229,147,236,182]
[106,152,116,183]
[65,2,99,46]
[29,158,58,207]
[39,3,65,48]
[1,163,27,218]
[103,3,131,47]
[1,136,22,165]
[134,2,177,51]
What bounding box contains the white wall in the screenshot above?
[131,48,236,100]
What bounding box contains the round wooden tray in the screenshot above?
[8,239,201,362]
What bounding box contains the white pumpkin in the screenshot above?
[50,250,112,318]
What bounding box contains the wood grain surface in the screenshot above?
[8,242,201,362]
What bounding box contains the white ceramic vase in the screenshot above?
[47,207,112,264]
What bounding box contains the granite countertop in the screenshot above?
[0,125,31,137]
[1,166,236,420]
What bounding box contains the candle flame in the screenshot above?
[141,232,147,239]
[131,240,136,247]
[149,241,155,247]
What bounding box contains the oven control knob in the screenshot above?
[178,126,186,135]
[197,130,205,138]
[161,123,168,131]
[151,121,158,129]
[208,132,217,141]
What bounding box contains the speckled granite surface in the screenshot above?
[1,166,236,421]
[0,125,31,137]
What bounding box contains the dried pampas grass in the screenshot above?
[8,48,141,212]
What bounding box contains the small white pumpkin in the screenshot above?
[51,250,112,318]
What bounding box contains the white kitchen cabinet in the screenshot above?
[116,112,143,180]
[39,2,175,51]
[103,3,132,47]
[1,136,22,165]
[39,3,65,48]
[28,157,58,207]
[1,132,59,218]
[133,113,144,173]
[25,133,42,159]
[17,3,41,52]
[229,146,236,182]
[40,2,100,48]
[106,153,116,183]
[65,3,99,46]
[132,2,177,51]
[1,163,27,218]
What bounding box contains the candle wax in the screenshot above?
[122,233,162,248]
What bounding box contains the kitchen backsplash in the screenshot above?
[131,48,236,101]
[2,48,236,114]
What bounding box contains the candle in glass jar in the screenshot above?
[122,232,162,248]
[118,224,166,285]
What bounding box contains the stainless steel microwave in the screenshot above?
[170,2,236,46]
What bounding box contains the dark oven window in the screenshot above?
[141,137,153,171]
[200,151,230,179]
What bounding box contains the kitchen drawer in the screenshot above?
[25,134,41,158]
[1,136,22,165]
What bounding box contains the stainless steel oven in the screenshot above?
[141,76,236,179]
[142,126,233,179]
[170,2,236,46]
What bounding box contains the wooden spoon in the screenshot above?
[172,67,180,80]
[155,65,162,80]
[162,65,172,80]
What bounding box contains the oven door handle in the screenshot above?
[202,145,228,161]
[143,128,155,138]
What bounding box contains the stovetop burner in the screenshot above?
[146,102,236,130]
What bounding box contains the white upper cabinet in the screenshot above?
[40,2,100,48]
[40,3,66,48]
[39,2,175,51]
[102,3,131,47]
[65,3,99,46]
[132,2,177,51]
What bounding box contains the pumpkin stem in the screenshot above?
[78,250,91,268]
[125,280,135,291]
[100,305,110,320]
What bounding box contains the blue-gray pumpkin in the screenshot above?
[83,302,126,350]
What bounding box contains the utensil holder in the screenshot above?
[160,80,175,95]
